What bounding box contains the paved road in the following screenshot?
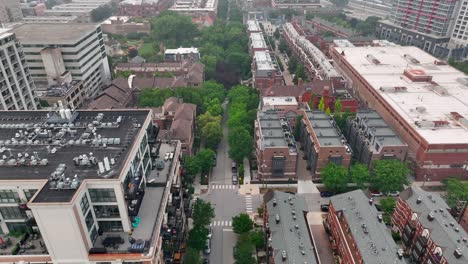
[201,101,262,264]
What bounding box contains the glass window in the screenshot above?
[6,222,28,233]
[0,190,20,203]
[23,189,37,201]
[90,226,98,243]
[98,220,123,232]
[85,211,94,231]
[0,206,26,219]
[88,188,116,203]
[94,205,120,218]
[81,195,90,214]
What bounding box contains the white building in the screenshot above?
[22,15,79,24]
[450,0,468,45]
[0,29,38,110]
[11,23,112,99]
[169,0,218,16]
[44,0,112,22]
[0,109,185,264]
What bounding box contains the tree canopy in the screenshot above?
[321,163,348,193]
[232,213,254,234]
[90,5,113,22]
[192,199,215,228]
[443,177,468,208]
[228,127,253,164]
[349,163,370,189]
[187,226,209,251]
[151,11,200,48]
[183,247,202,264]
[371,159,410,193]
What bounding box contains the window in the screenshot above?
[0,190,20,203]
[98,220,123,232]
[6,222,28,233]
[23,189,37,201]
[90,226,99,243]
[85,211,94,231]
[94,205,120,218]
[0,206,26,219]
[88,188,116,203]
[81,195,90,214]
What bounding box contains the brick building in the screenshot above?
[331,44,468,180]
[345,110,408,168]
[392,186,468,263]
[255,110,298,181]
[300,110,351,177]
[101,16,151,36]
[252,51,283,91]
[326,190,407,264]
[249,32,269,55]
[119,0,173,17]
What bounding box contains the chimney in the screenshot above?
[298,78,303,88]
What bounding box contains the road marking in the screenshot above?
[245,195,254,213]
[211,220,233,227]
[210,184,236,190]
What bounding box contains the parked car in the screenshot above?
[233,246,238,258]
[163,152,170,161]
[370,190,384,197]
[207,227,212,239]
[204,239,211,255]
[232,174,238,185]
[320,191,334,198]
[203,259,209,264]
[386,191,400,197]
[320,204,330,212]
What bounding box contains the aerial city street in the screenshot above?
[0,0,467,263]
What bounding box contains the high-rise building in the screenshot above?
[10,23,111,101]
[377,0,467,59]
[0,0,23,23]
[450,0,468,45]
[0,29,38,110]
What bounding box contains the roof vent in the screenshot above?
[428,213,435,221]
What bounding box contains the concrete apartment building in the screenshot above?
[252,51,283,91]
[11,23,111,100]
[101,16,151,36]
[300,110,351,176]
[0,0,23,23]
[44,0,112,22]
[264,191,319,264]
[0,109,186,263]
[392,186,468,264]
[326,190,407,264]
[22,16,79,24]
[39,80,87,110]
[0,29,38,110]
[119,0,173,17]
[255,110,298,181]
[346,0,393,19]
[345,110,408,168]
[377,0,467,59]
[331,44,468,180]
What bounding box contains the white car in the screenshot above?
[370,191,384,197]
[163,152,170,161]
[386,191,400,197]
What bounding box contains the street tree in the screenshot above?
[273,28,281,39]
[443,178,468,208]
[183,156,200,183]
[90,5,113,22]
[183,247,202,264]
[322,163,348,193]
[228,127,253,163]
[198,112,222,129]
[318,97,325,111]
[204,98,223,116]
[151,11,199,47]
[235,233,255,264]
[192,199,215,228]
[197,149,215,174]
[232,213,254,234]
[249,229,265,249]
[371,159,410,193]
[349,163,370,189]
[335,99,342,113]
[201,121,222,150]
[187,226,209,251]
[380,197,396,214]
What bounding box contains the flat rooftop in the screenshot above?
[335,45,468,144]
[254,51,275,71]
[400,186,468,264]
[330,190,407,264]
[11,23,99,45]
[262,96,298,107]
[250,32,268,49]
[265,191,318,264]
[258,110,297,154]
[0,110,150,203]
[304,110,347,147]
[247,20,261,32]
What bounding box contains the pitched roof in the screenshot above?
[173,103,196,121]
[129,55,146,64]
[261,84,308,98]
[163,97,181,113]
[88,78,133,110]
[170,119,192,141]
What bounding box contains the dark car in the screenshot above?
[203,259,210,264]
[320,191,334,198]
[320,204,329,212]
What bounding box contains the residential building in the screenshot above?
[11,23,111,99]
[164,47,200,62]
[153,97,197,154]
[392,186,468,264]
[249,32,269,54]
[283,22,342,85]
[39,80,87,110]
[169,0,218,19]
[377,0,467,59]
[119,0,173,17]
[22,15,79,24]
[88,78,138,110]
[255,110,298,181]
[0,29,38,110]
[300,110,351,176]
[346,0,393,19]
[260,21,278,37]
[308,80,358,113]
[263,191,319,264]
[0,0,23,23]
[261,97,298,120]
[0,109,187,263]
[247,20,262,34]
[271,0,320,10]
[252,51,283,90]
[345,110,408,168]
[331,44,468,180]
[43,0,112,22]
[20,2,47,16]
[101,16,151,36]
[326,190,407,264]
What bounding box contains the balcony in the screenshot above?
[0,232,48,256]
[428,252,443,264]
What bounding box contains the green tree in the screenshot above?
[235,233,255,264]
[318,97,325,111]
[325,107,331,116]
[183,156,200,182]
[331,0,350,8]
[201,121,222,150]
[204,98,223,116]
[380,197,396,214]
[115,70,132,79]
[192,199,215,228]
[128,48,138,58]
[198,112,222,129]
[90,5,113,22]
[183,247,202,264]
[288,56,298,73]
[294,115,303,140]
[151,11,199,47]
[232,213,253,234]
[228,127,253,163]
[197,149,215,174]
[273,28,281,39]
[45,0,57,9]
[278,38,289,54]
[443,178,468,208]
[187,226,209,250]
[322,163,348,193]
[334,110,355,134]
[335,99,342,113]
[249,229,265,249]
[371,160,410,193]
[349,163,370,189]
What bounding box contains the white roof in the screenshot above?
[164,47,199,55]
[263,97,298,106]
[247,20,261,32]
[254,51,275,71]
[335,45,468,144]
[333,39,355,47]
[250,32,267,49]
[101,16,130,24]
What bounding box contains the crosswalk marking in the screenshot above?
[211,184,237,190]
[210,220,233,227]
[245,195,254,213]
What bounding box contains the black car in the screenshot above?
[203,259,210,264]
[320,204,330,212]
[320,191,334,198]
